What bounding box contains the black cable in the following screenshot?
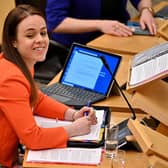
[114,79,136,119]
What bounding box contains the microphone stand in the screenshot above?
[113,79,136,120]
[99,56,136,119]
[99,56,141,149]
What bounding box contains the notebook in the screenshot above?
[33,106,110,148]
[41,43,121,106]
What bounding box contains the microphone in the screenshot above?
[99,56,140,150]
[99,56,136,119]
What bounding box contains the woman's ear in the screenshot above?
[12,41,17,48]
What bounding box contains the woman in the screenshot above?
[0,5,97,167]
[46,0,157,47]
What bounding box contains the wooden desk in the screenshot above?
[87,33,165,56]
[23,112,149,168]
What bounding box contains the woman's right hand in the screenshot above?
[64,116,92,137]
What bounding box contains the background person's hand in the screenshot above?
[98,20,134,37]
[139,9,157,35]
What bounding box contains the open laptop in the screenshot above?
[41,43,121,106]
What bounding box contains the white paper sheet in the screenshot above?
[27,147,102,165]
[130,53,168,86]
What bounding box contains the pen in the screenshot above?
[84,101,91,116]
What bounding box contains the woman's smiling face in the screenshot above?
[13,14,49,69]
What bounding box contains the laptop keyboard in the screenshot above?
[41,83,105,102]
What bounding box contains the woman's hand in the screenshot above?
[64,106,97,137]
[64,116,92,137]
[73,106,97,125]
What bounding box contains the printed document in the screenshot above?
[27,147,102,165]
[130,53,168,86]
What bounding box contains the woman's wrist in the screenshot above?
[72,111,77,121]
[64,108,77,121]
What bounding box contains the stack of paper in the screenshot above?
[27,147,102,165]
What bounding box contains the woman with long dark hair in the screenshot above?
[0,5,97,167]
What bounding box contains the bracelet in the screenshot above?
[72,111,76,121]
[140,7,154,16]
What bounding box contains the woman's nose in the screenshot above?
[35,34,43,42]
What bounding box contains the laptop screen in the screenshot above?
[60,43,121,95]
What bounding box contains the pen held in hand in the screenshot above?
[84,101,91,116]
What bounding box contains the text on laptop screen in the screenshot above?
[60,44,121,95]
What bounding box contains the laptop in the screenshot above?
[41,43,121,106]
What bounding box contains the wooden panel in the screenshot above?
[132,80,168,126]
[0,0,15,45]
[158,21,168,40]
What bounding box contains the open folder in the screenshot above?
[34,106,110,147]
[127,42,168,91]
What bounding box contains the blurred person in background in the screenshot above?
[46,0,157,48]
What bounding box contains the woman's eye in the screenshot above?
[41,31,47,36]
[26,34,34,38]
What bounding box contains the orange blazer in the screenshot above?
[0,54,69,167]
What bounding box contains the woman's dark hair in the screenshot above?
[2,4,45,106]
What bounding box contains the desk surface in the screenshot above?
[87,31,165,56]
